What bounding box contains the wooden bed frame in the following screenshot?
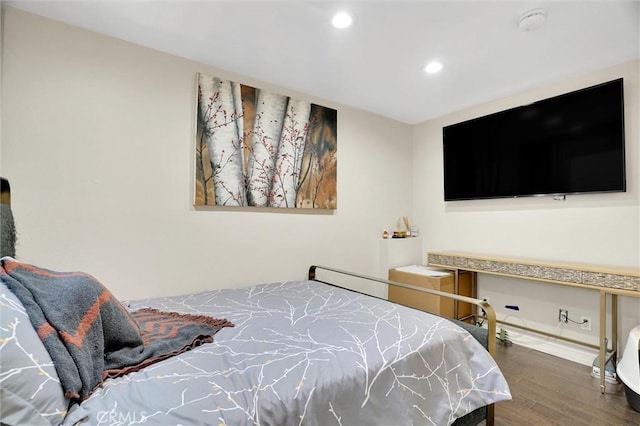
[308,265,498,426]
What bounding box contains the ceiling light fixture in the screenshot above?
[518,8,547,31]
[424,61,443,74]
[332,12,353,29]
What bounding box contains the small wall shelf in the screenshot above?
[378,237,423,279]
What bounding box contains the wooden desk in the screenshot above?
[427,251,640,393]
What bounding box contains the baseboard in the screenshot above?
[498,325,599,366]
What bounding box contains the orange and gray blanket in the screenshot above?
[0,258,233,401]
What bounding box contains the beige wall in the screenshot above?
[413,59,640,363]
[0,8,414,299]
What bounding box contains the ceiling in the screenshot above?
[5,1,639,124]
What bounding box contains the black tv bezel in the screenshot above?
[442,78,626,202]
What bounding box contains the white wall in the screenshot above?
[0,8,414,300]
[413,60,640,363]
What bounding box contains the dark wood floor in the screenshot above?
[485,343,640,426]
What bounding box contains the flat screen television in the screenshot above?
[442,78,626,201]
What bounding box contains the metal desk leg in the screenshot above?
[453,270,459,319]
[599,291,607,393]
[612,293,618,359]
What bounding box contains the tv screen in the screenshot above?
[443,78,626,201]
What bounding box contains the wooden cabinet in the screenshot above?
[388,267,474,320]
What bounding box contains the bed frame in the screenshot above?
[308,265,498,426]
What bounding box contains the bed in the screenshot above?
[1,260,510,426]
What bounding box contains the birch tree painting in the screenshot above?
[195,73,337,209]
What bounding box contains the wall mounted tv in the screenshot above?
[443,78,626,201]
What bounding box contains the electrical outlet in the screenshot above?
[581,316,592,331]
[559,308,568,323]
[482,297,490,304]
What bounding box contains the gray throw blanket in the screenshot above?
[0,258,233,401]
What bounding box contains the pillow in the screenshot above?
[0,277,69,425]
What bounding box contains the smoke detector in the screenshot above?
[519,8,547,31]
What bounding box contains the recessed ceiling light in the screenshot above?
[332,12,353,29]
[424,61,443,74]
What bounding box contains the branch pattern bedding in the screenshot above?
[1,263,511,426]
[70,280,509,425]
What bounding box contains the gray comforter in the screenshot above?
[64,280,511,425]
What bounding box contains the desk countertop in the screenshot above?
[427,251,640,294]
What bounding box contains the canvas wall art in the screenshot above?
[195,73,337,209]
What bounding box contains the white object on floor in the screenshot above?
[617,325,640,411]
